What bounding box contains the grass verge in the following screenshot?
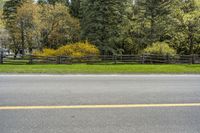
[0,64,200,74]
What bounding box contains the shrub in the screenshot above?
[33,41,99,58]
[33,48,56,56]
[143,42,176,56]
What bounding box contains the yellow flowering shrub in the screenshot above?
[33,48,56,56]
[33,41,99,58]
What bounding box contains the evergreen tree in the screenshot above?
[0,0,7,9]
[3,0,23,26]
[38,0,69,6]
[37,0,48,4]
[48,0,69,5]
[80,0,133,55]
[3,0,25,55]
[70,0,80,18]
[133,0,173,49]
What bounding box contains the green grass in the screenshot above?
[0,64,200,74]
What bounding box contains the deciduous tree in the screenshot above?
[38,3,80,49]
[16,0,40,53]
[170,0,200,54]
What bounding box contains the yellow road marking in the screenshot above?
[1,103,200,110]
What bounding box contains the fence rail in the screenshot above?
[0,54,200,65]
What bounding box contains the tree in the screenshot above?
[3,0,25,56]
[38,0,69,5]
[0,2,10,49]
[37,0,48,4]
[0,0,8,10]
[70,0,80,18]
[3,0,24,28]
[3,0,40,56]
[0,4,4,29]
[132,0,174,51]
[48,0,69,5]
[80,0,133,55]
[16,0,40,53]
[38,3,80,49]
[170,0,200,54]
[0,29,11,49]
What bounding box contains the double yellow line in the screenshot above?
[1,103,200,110]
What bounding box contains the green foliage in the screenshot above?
[0,10,4,29]
[37,0,48,4]
[70,0,80,18]
[38,3,80,49]
[0,0,8,19]
[3,0,23,27]
[34,41,100,57]
[2,1,80,56]
[80,0,133,55]
[169,0,200,54]
[0,0,11,48]
[16,0,40,53]
[0,0,7,8]
[2,0,200,56]
[131,0,200,55]
[38,0,69,5]
[2,0,25,55]
[143,42,176,56]
[132,0,174,50]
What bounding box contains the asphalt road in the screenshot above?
[0,75,200,133]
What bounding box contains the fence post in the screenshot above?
[141,54,145,64]
[189,54,194,64]
[192,54,195,64]
[113,55,117,64]
[57,56,61,64]
[166,54,170,64]
[0,51,3,64]
[29,55,33,64]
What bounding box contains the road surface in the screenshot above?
[0,75,200,133]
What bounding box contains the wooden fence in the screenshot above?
[0,54,200,65]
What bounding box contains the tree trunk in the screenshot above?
[188,25,194,55]
[20,20,25,57]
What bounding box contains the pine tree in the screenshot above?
[3,0,25,55]
[3,0,23,26]
[70,0,80,18]
[48,0,69,5]
[133,0,173,46]
[38,0,69,6]
[37,0,48,4]
[80,0,133,55]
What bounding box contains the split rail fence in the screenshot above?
[0,54,200,65]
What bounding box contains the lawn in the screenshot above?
[0,64,200,74]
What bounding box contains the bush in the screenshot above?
[33,41,99,57]
[33,48,56,57]
[143,42,176,56]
